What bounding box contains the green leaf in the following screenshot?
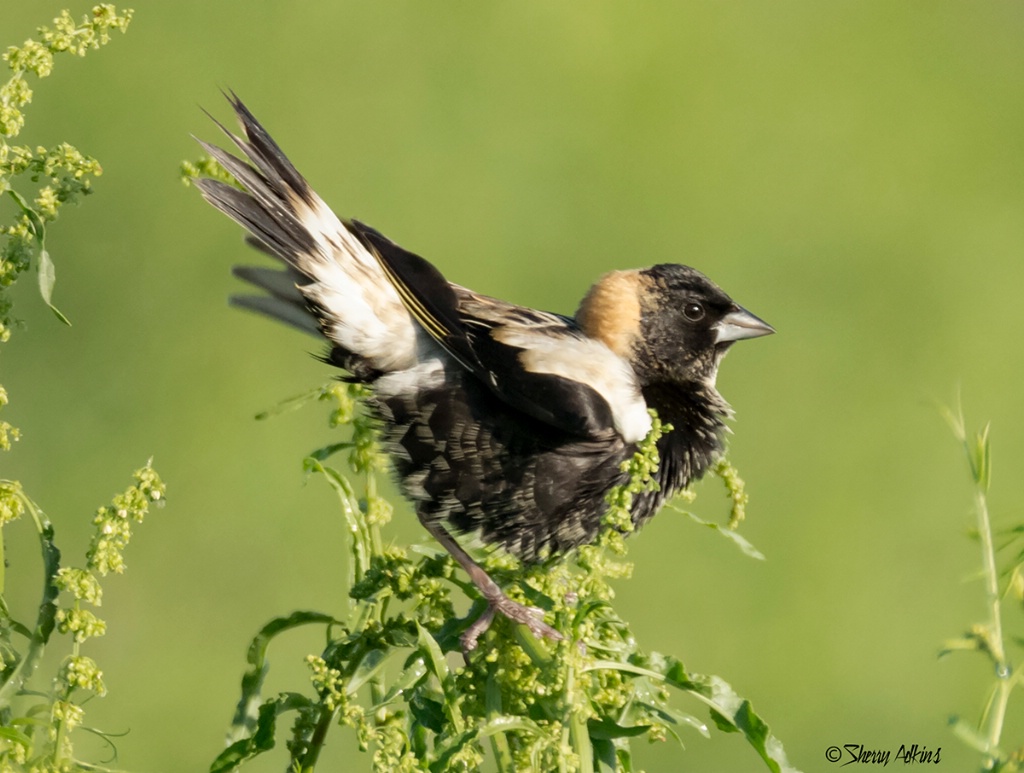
[0,724,31,752]
[304,458,370,583]
[227,611,338,742]
[678,673,800,773]
[430,715,545,773]
[675,507,765,560]
[633,699,709,738]
[938,633,984,659]
[410,694,446,735]
[254,385,329,420]
[584,659,801,773]
[211,692,311,773]
[585,658,676,684]
[307,441,354,462]
[593,737,618,773]
[514,621,555,666]
[0,492,61,707]
[587,716,650,740]
[36,249,70,326]
[6,190,70,325]
[416,621,449,685]
[474,714,545,739]
[975,423,992,491]
[347,646,392,695]
[372,656,428,710]
[6,190,43,241]
[416,620,467,736]
[386,623,419,649]
[948,715,995,755]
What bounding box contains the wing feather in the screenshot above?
[351,222,651,442]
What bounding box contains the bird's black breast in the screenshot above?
[369,368,729,563]
[371,367,634,562]
[630,380,730,528]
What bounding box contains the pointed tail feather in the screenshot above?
[195,96,421,374]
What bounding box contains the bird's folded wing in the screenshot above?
[351,222,652,443]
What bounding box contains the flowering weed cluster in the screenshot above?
[0,467,165,770]
[0,7,165,772]
[211,383,798,773]
[1,4,132,336]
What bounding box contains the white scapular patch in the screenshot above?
[492,327,652,443]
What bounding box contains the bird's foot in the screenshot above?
[460,594,563,654]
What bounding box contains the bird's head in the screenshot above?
[576,263,773,387]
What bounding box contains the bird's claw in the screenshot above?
[461,596,563,655]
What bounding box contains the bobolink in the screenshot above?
[195,97,773,651]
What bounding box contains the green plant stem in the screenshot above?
[486,663,515,773]
[365,474,384,557]
[0,484,60,707]
[565,656,592,773]
[0,511,5,596]
[359,470,389,717]
[51,608,84,768]
[975,485,1010,763]
[299,703,340,772]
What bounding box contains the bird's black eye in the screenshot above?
[683,302,705,322]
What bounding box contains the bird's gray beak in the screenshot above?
[714,306,775,344]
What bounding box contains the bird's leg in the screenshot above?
[418,516,563,653]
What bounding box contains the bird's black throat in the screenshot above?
[632,379,730,527]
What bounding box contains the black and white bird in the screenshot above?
[194,97,773,651]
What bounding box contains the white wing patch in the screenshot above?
[492,326,652,443]
[291,196,421,372]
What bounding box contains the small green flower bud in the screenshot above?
[59,655,106,696]
[55,567,103,605]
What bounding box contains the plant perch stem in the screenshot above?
[975,483,1011,764]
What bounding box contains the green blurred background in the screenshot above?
[5,1,1024,770]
